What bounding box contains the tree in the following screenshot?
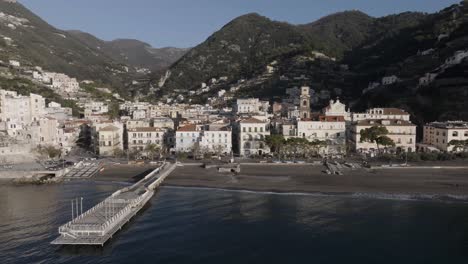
[108,101,120,119]
[265,135,285,158]
[145,144,160,161]
[360,126,395,154]
[376,135,396,149]
[213,145,225,159]
[308,140,328,157]
[449,140,468,152]
[35,145,62,160]
[113,148,126,158]
[285,137,309,158]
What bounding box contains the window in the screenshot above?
[243,127,246,132]
[260,127,263,132]
[453,131,459,137]
[254,127,258,132]
[248,127,252,132]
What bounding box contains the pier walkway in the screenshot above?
[51,162,176,246]
[63,162,102,179]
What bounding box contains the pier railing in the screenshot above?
[54,162,176,244]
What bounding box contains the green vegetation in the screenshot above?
[145,144,161,161]
[449,140,468,152]
[265,135,327,159]
[360,126,396,153]
[35,145,62,160]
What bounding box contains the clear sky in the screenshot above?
[20,0,461,48]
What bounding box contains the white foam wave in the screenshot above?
[163,186,468,203]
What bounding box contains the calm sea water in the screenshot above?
[1,180,468,264]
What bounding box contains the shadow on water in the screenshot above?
[130,169,156,183]
[54,198,154,256]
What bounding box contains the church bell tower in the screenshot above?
[299,86,311,119]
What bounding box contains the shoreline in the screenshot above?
[2,162,468,199]
[162,163,468,197]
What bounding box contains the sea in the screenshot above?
[1,180,468,264]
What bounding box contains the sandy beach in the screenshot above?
[161,163,468,196]
[94,164,159,182]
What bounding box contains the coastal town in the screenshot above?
[1,61,467,176]
[2,0,468,262]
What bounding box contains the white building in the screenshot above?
[45,102,73,121]
[132,109,147,120]
[128,127,167,152]
[41,72,80,94]
[382,75,399,85]
[350,119,416,153]
[126,119,151,129]
[84,101,109,118]
[297,116,346,143]
[238,118,270,157]
[445,50,468,66]
[0,90,46,127]
[218,89,226,98]
[153,117,175,130]
[322,98,351,121]
[175,124,232,154]
[93,121,124,156]
[8,60,20,67]
[419,73,438,86]
[234,98,270,115]
[352,108,410,122]
[422,121,468,152]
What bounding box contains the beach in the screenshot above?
[161,163,468,196]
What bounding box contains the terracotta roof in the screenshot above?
[381,108,408,115]
[99,125,120,132]
[240,117,265,124]
[63,128,76,133]
[177,124,198,132]
[319,115,345,122]
[208,125,231,131]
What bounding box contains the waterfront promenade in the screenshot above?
[51,162,176,246]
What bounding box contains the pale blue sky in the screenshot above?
[20,0,461,48]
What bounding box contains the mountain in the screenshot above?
[152,13,309,95]
[148,1,468,126]
[298,11,375,57]
[346,1,468,125]
[150,10,429,98]
[0,0,186,98]
[0,1,134,93]
[67,31,188,72]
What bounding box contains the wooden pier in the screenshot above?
[51,162,176,246]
